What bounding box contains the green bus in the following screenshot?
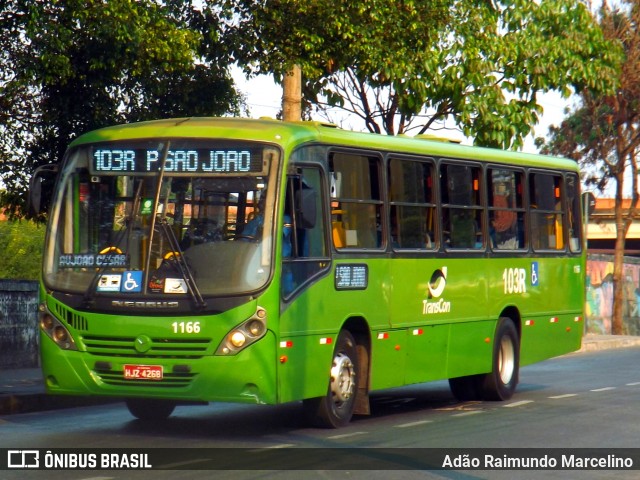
[31,117,585,427]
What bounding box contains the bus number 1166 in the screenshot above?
[172,321,201,334]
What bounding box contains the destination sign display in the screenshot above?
[58,253,128,269]
[335,264,368,290]
[90,144,267,175]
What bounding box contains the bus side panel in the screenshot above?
[391,258,492,381]
[515,257,585,366]
[520,314,582,366]
[278,260,392,402]
[404,324,449,384]
[275,331,337,403]
[278,272,344,403]
[369,330,407,390]
[446,320,495,379]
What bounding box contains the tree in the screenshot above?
[228,0,620,147]
[0,220,45,280]
[0,0,244,218]
[538,0,640,335]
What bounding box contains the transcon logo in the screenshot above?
[111,300,180,309]
[427,267,447,298]
[423,267,451,315]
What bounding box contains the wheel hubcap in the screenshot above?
[330,353,356,404]
[498,336,515,384]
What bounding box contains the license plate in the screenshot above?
[123,364,163,381]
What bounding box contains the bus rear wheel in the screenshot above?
[303,330,359,428]
[448,318,519,402]
[126,398,176,421]
[481,317,519,400]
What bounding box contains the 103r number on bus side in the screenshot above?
[503,268,527,294]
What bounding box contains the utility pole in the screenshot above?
[282,65,302,121]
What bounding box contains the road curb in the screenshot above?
[0,393,119,415]
[580,336,640,352]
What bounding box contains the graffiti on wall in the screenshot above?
[586,255,640,335]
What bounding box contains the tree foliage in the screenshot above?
[0,220,45,280]
[229,0,621,146]
[0,0,243,218]
[538,0,640,334]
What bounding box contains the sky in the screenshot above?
[233,72,627,198]
[231,66,572,155]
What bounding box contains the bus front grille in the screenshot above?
[53,303,89,331]
[95,370,196,388]
[82,335,212,359]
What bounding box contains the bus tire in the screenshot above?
[448,375,482,401]
[126,398,176,421]
[481,318,519,401]
[303,330,359,428]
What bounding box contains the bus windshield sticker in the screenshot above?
[335,264,368,290]
[97,274,122,292]
[121,271,143,293]
[164,278,188,294]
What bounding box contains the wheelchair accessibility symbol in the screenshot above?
[531,262,539,287]
[121,271,143,293]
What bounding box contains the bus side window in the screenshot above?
[441,163,484,250]
[529,172,564,251]
[488,168,525,250]
[329,153,383,250]
[388,157,437,250]
[566,173,582,253]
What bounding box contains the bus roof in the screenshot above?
[70,117,578,172]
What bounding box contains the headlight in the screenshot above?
[40,314,55,331]
[39,304,78,351]
[230,331,246,348]
[247,319,265,337]
[216,306,267,355]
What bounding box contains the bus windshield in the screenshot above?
[43,140,279,298]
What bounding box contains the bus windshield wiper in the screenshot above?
[143,142,206,310]
[156,218,206,310]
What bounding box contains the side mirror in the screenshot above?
[296,185,317,229]
[28,164,58,216]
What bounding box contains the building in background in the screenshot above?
[586,198,640,256]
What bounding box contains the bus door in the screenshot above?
[278,166,333,402]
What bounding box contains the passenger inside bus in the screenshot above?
[490,186,518,249]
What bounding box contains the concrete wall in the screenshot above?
[0,280,39,368]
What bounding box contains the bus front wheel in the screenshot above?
[303,330,359,428]
[126,398,176,421]
[482,318,519,400]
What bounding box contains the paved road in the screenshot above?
[1,346,640,479]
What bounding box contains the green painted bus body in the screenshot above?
[39,118,585,408]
